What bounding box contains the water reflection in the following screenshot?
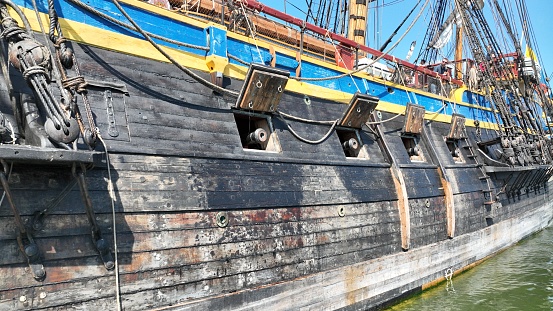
[386,226,553,311]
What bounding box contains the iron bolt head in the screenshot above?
[24,244,38,257]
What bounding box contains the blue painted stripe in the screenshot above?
[17,0,502,123]
[20,0,208,54]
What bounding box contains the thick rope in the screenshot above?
[0,0,32,34]
[111,0,238,97]
[0,162,13,208]
[365,111,404,125]
[228,53,251,66]
[97,131,122,311]
[278,110,336,125]
[425,102,447,116]
[65,0,209,52]
[0,19,25,38]
[30,0,73,108]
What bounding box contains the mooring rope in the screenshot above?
[97,130,122,311]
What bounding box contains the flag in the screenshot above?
[525,45,538,62]
[432,23,453,49]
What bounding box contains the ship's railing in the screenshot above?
[393,64,460,97]
[163,0,337,62]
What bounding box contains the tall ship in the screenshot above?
[0,0,551,309]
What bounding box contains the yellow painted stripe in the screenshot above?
[373,100,498,130]
[114,2,497,113]
[91,1,488,109]
[15,7,209,71]
[12,5,498,129]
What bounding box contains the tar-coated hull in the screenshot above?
[0,1,551,310]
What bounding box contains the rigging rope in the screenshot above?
[238,1,264,64]
[295,0,430,82]
[0,0,32,34]
[323,31,360,92]
[0,0,74,136]
[33,0,100,147]
[0,162,12,209]
[416,0,446,64]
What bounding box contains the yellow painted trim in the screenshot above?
[14,7,210,72]
[451,87,494,111]
[205,55,227,73]
[87,0,496,115]
[206,21,227,31]
[474,120,499,130]
[118,0,359,80]
[452,86,467,102]
[118,0,360,80]
[13,4,498,130]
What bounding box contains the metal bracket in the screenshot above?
[105,89,119,138]
[0,160,45,281]
[73,163,114,270]
[16,232,45,281]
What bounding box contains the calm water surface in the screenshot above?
[386,225,553,311]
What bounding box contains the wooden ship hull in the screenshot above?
[0,0,552,310]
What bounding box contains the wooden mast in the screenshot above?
[454,24,463,80]
[347,0,369,46]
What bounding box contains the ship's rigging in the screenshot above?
[302,0,553,165]
[135,0,553,165]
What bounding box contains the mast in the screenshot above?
[454,26,463,80]
[453,1,464,80]
[347,0,369,46]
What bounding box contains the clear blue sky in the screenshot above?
[262,0,553,79]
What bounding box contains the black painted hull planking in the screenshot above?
[0,39,551,311]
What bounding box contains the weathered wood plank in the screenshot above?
[107,170,394,193]
[0,199,400,289]
[408,196,448,248]
[117,136,240,156]
[0,263,116,310]
[126,108,238,135]
[402,167,445,198]
[128,123,241,147]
